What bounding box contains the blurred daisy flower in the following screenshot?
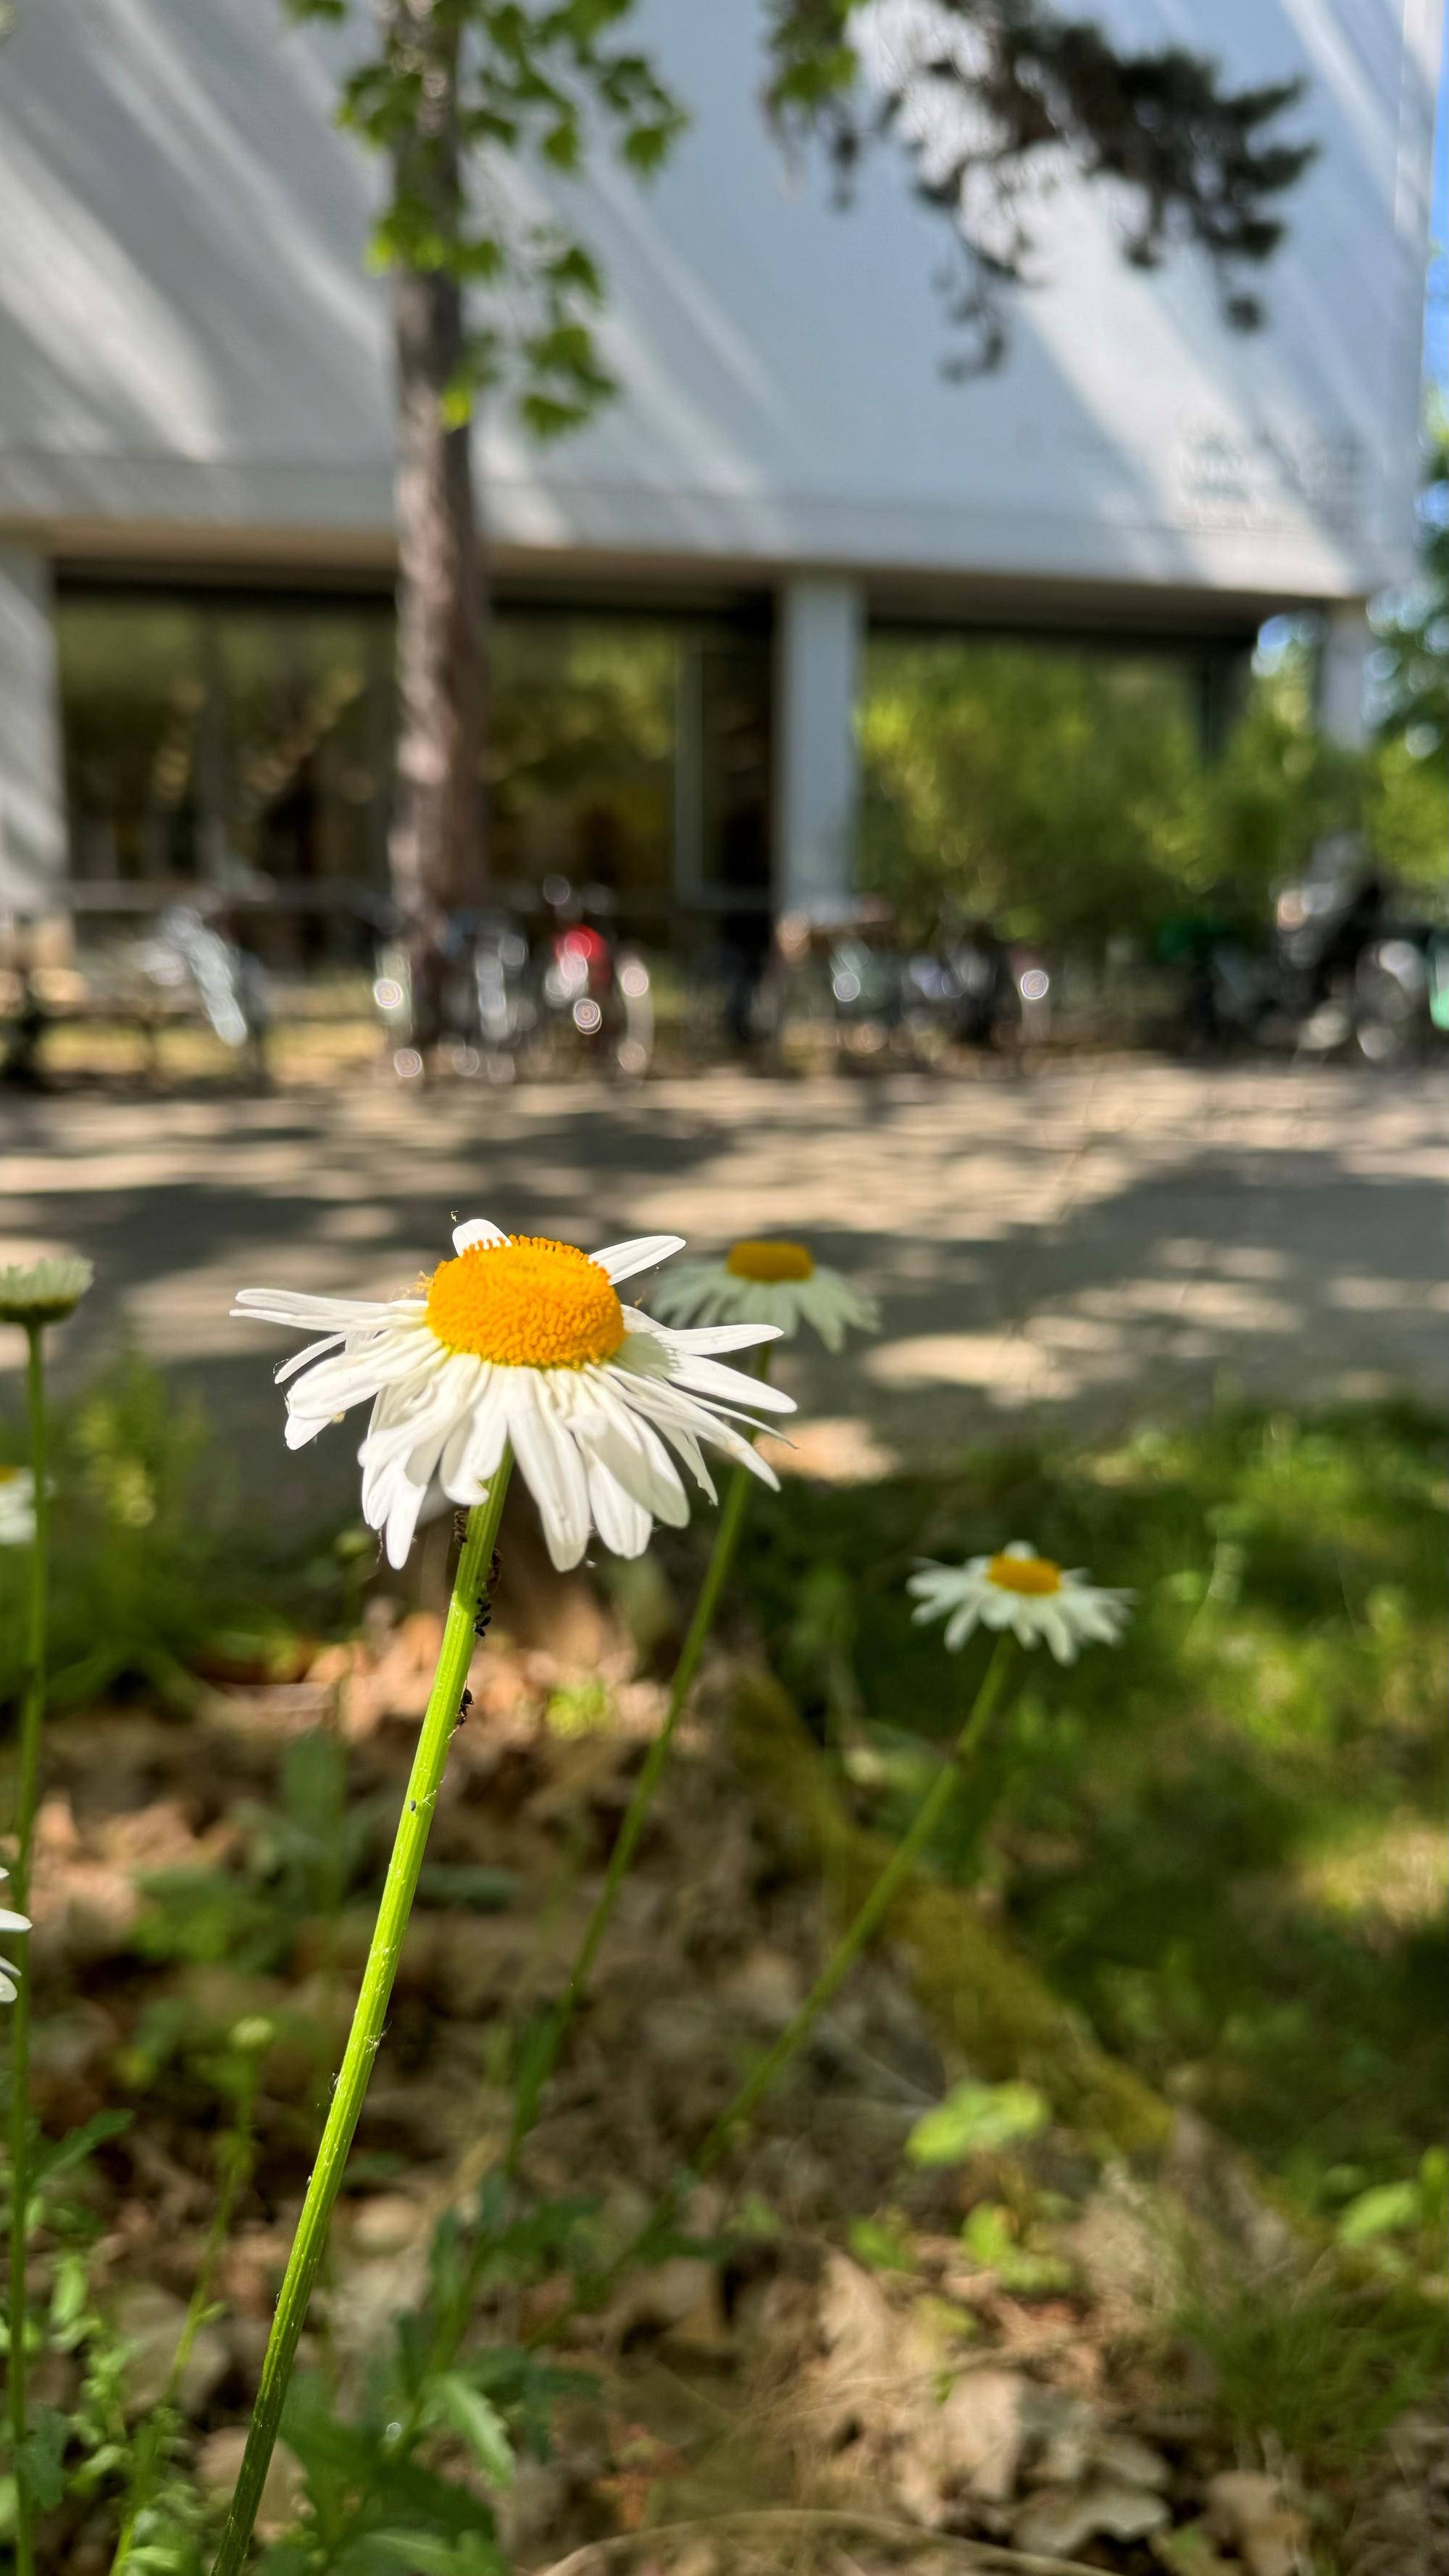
[651,1237,878,1353]
[234,1220,796,1571]
[0,1256,93,1328]
[0,1467,36,1548]
[909,1542,1133,1664]
[0,1870,30,2004]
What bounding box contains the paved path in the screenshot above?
[2,1062,1445,1508]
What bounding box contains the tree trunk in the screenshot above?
[384,1,484,1043]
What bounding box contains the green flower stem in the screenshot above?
[211,1464,514,2576]
[7,1323,51,2576]
[605,1635,1014,2285]
[508,1450,756,2167]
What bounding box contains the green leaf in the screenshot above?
[959,2201,1072,2293]
[281,2372,381,2502]
[1418,2146,1448,2228]
[906,2080,1049,2167]
[1335,2180,1422,2246]
[32,2109,133,2191]
[339,2533,501,2576]
[620,120,677,175]
[370,2456,496,2540]
[541,118,582,172]
[848,2215,915,2273]
[543,241,604,299]
[427,2375,515,2486]
[125,2545,205,2576]
[49,2249,91,2334]
[18,2409,68,2512]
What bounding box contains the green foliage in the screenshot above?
[856,633,1446,951]
[262,2177,594,2574]
[1333,2146,1448,2277]
[737,1402,1448,2209]
[0,2116,214,2567]
[1177,2270,1445,2468]
[283,0,685,433]
[1371,417,1449,780]
[958,2200,1073,2294]
[128,1729,383,1979]
[284,0,1315,435]
[906,2078,1048,2167]
[764,0,1313,370]
[0,1359,298,1713]
[543,1675,612,1736]
[847,2212,916,2272]
[859,641,1208,945]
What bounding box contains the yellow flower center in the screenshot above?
[727,1238,815,1284]
[0,1467,18,1486]
[425,1236,625,1369]
[987,1551,1062,1596]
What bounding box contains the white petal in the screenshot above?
[609,1364,774,1483]
[404,1418,455,1493]
[648,1262,732,1326]
[640,1317,784,1356]
[446,1379,511,1499]
[383,1476,430,1570]
[359,1356,476,1472]
[978,1589,1019,1631]
[275,1331,348,1385]
[283,1410,330,1451]
[575,1385,688,1525]
[585,1453,653,1556]
[664,1349,797,1416]
[944,1602,981,1652]
[1039,1604,1078,1664]
[233,1288,401,1328]
[505,1380,592,1570]
[287,1334,436,1420]
[452,1217,507,1253]
[592,1234,686,1284]
[651,1417,717,1503]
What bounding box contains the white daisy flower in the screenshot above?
[0,1255,94,1327]
[908,1542,1134,1664]
[233,1221,797,1572]
[0,1466,36,1548]
[650,1238,879,1354]
[0,1869,30,2004]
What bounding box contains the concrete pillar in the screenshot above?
[774,575,863,914]
[1317,601,1371,747]
[0,547,65,913]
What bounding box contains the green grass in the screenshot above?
[735,1401,1448,2222]
[1175,2269,1445,2466]
[0,1358,364,1712]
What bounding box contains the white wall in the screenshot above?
[0,0,1439,607]
[0,549,64,911]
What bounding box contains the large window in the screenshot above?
[58,591,393,906]
[56,584,772,948]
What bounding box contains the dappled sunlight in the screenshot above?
[1294,1817,1448,1940]
[4,1063,1447,1509]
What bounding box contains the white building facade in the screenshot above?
[0,0,1440,935]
